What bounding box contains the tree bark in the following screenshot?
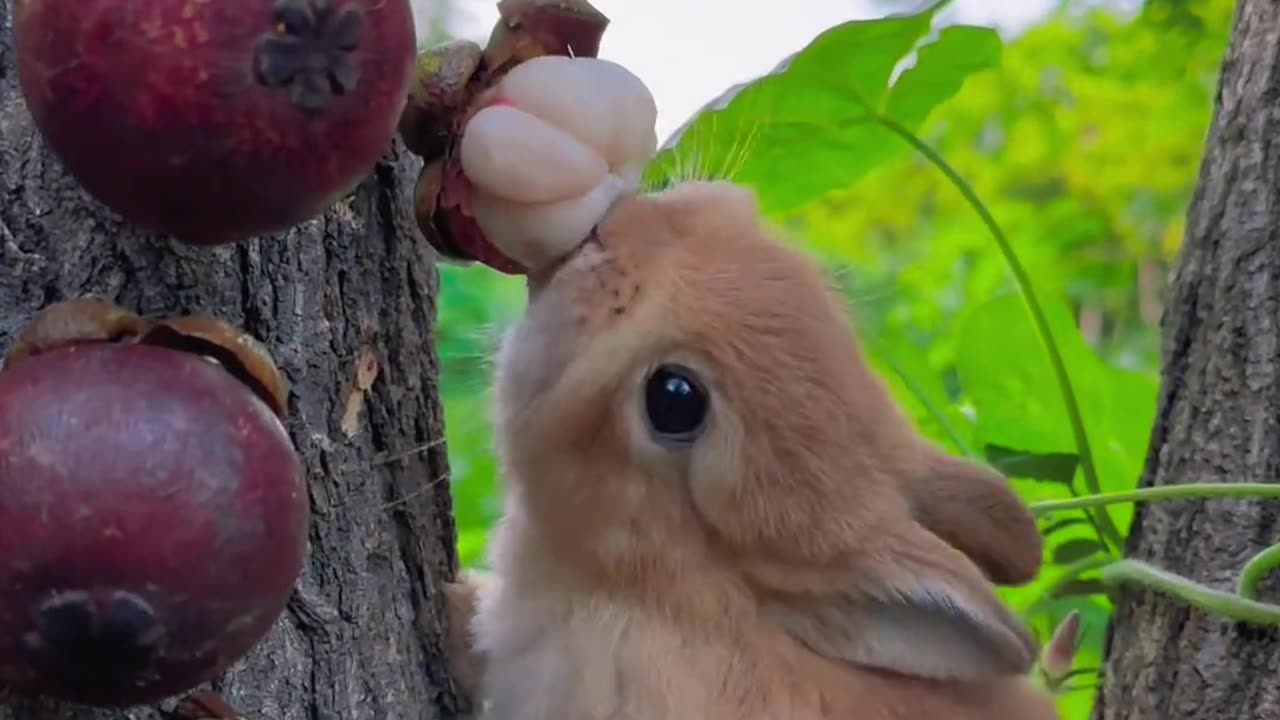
[0,1,464,718]
[1095,1,1280,718]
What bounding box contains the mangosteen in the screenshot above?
[399,0,610,276]
[14,0,417,245]
[0,299,309,707]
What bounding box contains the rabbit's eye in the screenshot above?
[644,364,709,445]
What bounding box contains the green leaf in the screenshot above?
[986,444,1080,483]
[1042,517,1091,537]
[955,292,1158,537]
[883,25,1005,130]
[1056,578,1110,599]
[1053,539,1108,565]
[1058,667,1102,684]
[864,328,977,456]
[647,4,1002,216]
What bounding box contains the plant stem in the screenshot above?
[1032,483,1280,623]
[1238,543,1280,599]
[1031,483,1280,515]
[1022,552,1115,619]
[875,114,1123,552]
[1102,559,1280,625]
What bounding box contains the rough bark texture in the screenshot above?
[1095,1,1280,718]
[0,0,465,718]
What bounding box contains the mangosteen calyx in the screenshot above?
[137,321,290,422]
[4,298,150,371]
[255,0,365,114]
[22,591,167,694]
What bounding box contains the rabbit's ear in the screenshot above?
[900,447,1043,586]
[759,524,1039,682]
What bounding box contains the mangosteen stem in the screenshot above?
[255,0,364,114]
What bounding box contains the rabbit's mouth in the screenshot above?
[526,226,603,298]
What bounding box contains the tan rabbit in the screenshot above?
[441,174,1060,719]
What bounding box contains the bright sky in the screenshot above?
[436,0,1064,143]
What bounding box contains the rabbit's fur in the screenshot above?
[446,180,1059,720]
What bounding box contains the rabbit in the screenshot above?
[441,180,1060,720]
[439,56,1058,720]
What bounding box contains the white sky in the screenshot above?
[433,0,1064,143]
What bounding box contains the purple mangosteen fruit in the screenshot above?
[15,0,417,245]
[0,299,308,707]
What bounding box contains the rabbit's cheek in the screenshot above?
[497,259,623,419]
[684,408,746,516]
[495,301,578,417]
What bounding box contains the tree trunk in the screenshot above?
[0,0,465,718]
[1095,1,1280,718]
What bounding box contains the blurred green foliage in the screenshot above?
[430,0,1234,716]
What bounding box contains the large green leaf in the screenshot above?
[985,444,1080,484]
[955,292,1159,535]
[861,324,978,456]
[647,3,1002,216]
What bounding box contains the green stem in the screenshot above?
[1031,482,1280,623]
[875,115,1123,552]
[1031,483,1280,515]
[1102,559,1280,625]
[1238,543,1280,599]
[867,110,1280,626]
[1022,552,1114,619]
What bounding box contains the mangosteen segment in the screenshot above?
[400,0,609,275]
[255,0,366,114]
[22,590,167,697]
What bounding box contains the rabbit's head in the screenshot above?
[492,177,1044,683]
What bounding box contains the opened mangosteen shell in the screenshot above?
[401,0,611,275]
